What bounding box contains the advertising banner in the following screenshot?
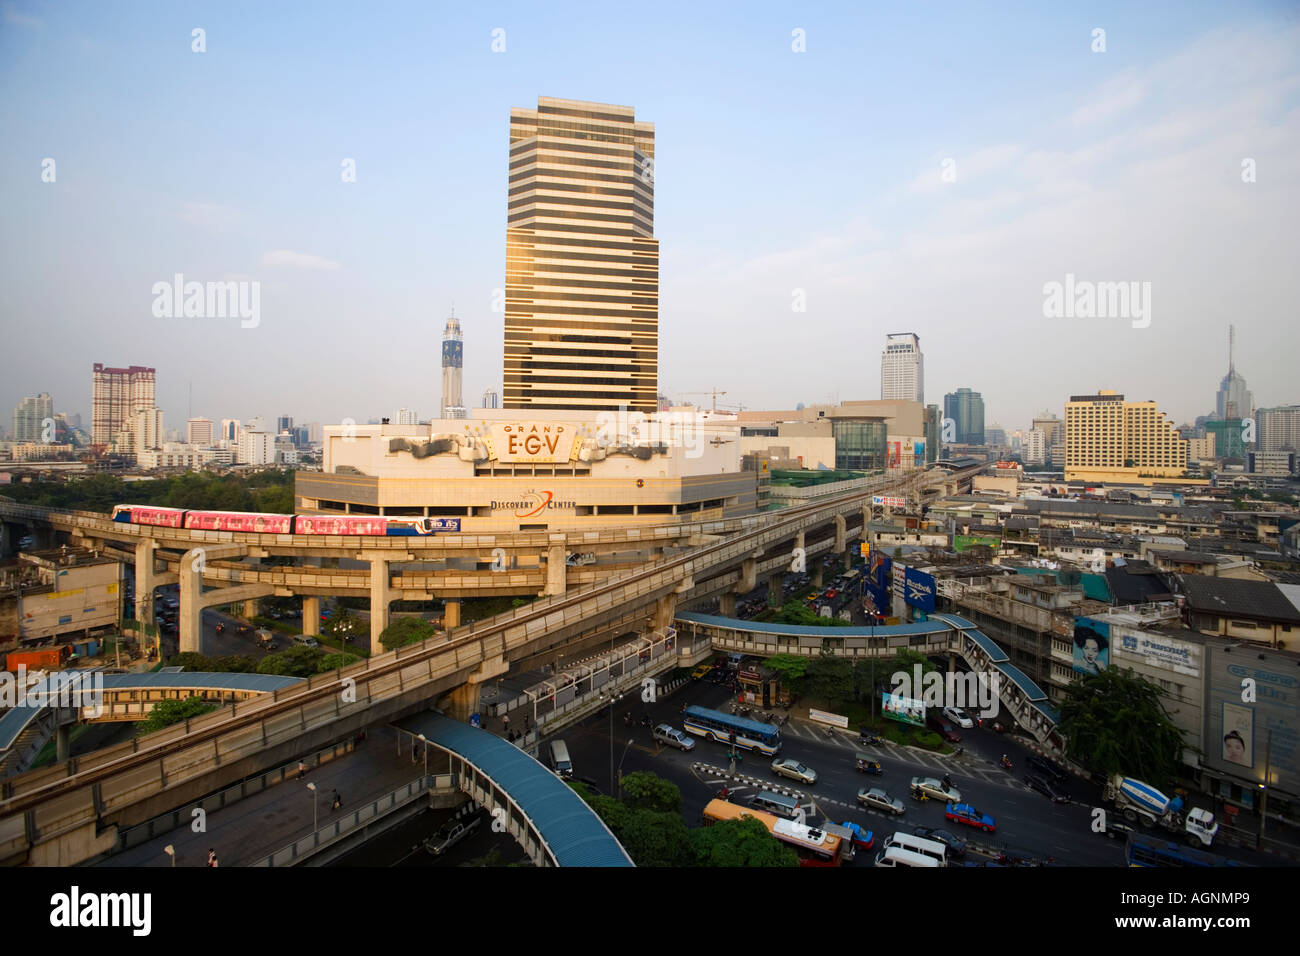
[1114,627,1200,677]
[904,567,936,612]
[954,534,1002,553]
[881,692,925,727]
[487,422,579,464]
[1072,617,1111,676]
[863,554,891,617]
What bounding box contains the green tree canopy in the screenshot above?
[137,696,217,736]
[620,771,682,814]
[378,616,436,651]
[570,784,693,867]
[1056,666,1186,787]
[804,655,854,708]
[317,652,362,672]
[256,645,324,677]
[763,654,810,693]
[690,817,799,867]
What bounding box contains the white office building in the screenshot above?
[880,333,924,403]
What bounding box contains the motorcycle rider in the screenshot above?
[942,773,953,790]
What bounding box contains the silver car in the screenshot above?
[653,724,696,751]
[858,787,905,815]
[771,758,817,785]
[911,776,962,803]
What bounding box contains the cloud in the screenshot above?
[259,250,341,270]
[1068,71,1148,127]
[2,3,43,27]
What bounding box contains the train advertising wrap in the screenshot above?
[184,511,295,534]
[128,506,186,528]
[295,515,387,536]
[428,518,461,532]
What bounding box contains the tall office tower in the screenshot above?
[12,393,53,441]
[1258,406,1300,452]
[985,423,1007,446]
[1065,389,1187,480]
[440,314,466,419]
[504,96,658,412]
[1024,429,1046,464]
[880,333,924,403]
[219,419,240,442]
[943,388,985,445]
[132,407,164,458]
[277,416,294,435]
[1032,411,1065,467]
[923,404,940,463]
[1215,325,1254,420]
[397,408,419,425]
[92,364,155,445]
[187,417,214,445]
[482,389,500,409]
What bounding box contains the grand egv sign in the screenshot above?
[487,422,582,464]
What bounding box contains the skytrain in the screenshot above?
[110,505,459,535]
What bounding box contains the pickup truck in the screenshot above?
[653,724,696,751]
[424,813,483,856]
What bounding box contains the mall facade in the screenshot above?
[293,409,755,532]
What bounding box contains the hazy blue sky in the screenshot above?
[3,1,1298,435]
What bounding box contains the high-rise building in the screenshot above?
[12,393,53,442]
[1065,390,1187,481]
[187,417,214,445]
[239,430,275,466]
[219,419,241,442]
[1215,325,1254,420]
[1185,435,1216,460]
[397,408,419,425]
[482,389,500,410]
[985,423,1007,447]
[1257,406,1300,453]
[92,364,155,446]
[1204,419,1247,460]
[880,333,924,403]
[923,405,940,463]
[1024,429,1046,465]
[943,388,985,445]
[1032,411,1065,467]
[277,416,294,435]
[440,314,466,419]
[131,407,164,459]
[504,96,658,412]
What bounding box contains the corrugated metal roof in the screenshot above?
[675,611,950,638]
[1179,574,1300,623]
[402,715,633,867]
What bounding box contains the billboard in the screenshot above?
[872,495,906,508]
[954,534,1001,553]
[1205,651,1298,793]
[1072,617,1111,676]
[428,518,461,532]
[904,567,936,612]
[881,692,925,727]
[863,554,891,617]
[486,422,581,464]
[1114,627,1200,677]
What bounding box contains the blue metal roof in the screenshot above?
[402,714,633,867]
[675,611,951,639]
[928,615,1010,664]
[996,663,1050,703]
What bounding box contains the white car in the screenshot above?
[943,706,974,729]
[771,757,817,785]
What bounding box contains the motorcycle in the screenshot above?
[1000,755,1013,771]
[716,787,731,801]
[639,715,653,728]
[859,732,884,746]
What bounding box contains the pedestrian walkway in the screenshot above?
[100,726,420,867]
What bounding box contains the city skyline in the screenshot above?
[3,3,1298,434]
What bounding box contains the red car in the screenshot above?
[945,802,996,833]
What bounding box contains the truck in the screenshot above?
[1102,774,1218,847]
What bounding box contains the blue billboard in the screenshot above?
[1072,617,1111,676]
[904,567,936,612]
[863,554,892,618]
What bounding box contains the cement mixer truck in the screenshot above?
[1102,774,1218,847]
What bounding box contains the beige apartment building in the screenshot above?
[91,364,155,446]
[505,97,658,413]
[1065,390,1188,484]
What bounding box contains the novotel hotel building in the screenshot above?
[294,409,756,533]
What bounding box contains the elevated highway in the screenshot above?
[0,464,980,864]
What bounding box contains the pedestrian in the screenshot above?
[332,789,341,811]
[502,714,509,733]
[297,760,306,780]
[207,848,217,867]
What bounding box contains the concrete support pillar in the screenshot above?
[0,521,13,558]
[719,593,736,617]
[738,557,757,594]
[56,725,70,762]
[366,553,392,650]
[134,540,158,628]
[438,654,509,723]
[443,598,461,629]
[544,535,567,596]
[302,595,320,636]
[768,574,782,607]
[242,598,259,620]
[812,564,823,588]
[178,549,204,655]
[834,513,847,554]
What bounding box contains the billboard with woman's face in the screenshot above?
[1072,618,1110,676]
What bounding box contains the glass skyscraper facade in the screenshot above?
[943,388,985,445]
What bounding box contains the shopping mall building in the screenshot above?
[293,409,754,533]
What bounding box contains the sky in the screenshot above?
[2,0,1298,436]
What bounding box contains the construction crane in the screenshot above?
[679,388,728,413]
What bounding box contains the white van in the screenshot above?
[874,846,940,868]
[548,739,573,778]
[883,832,948,866]
[749,790,801,820]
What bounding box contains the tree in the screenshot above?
[165,652,215,671]
[620,771,681,814]
[573,787,693,867]
[804,655,853,708]
[378,616,436,651]
[317,652,362,672]
[1056,667,1186,787]
[137,696,217,735]
[256,645,324,677]
[690,817,799,867]
[763,654,810,694]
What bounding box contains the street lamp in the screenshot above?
[163,844,175,867]
[306,782,318,835]
[417,733,428,778]
[617,737,635,799]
